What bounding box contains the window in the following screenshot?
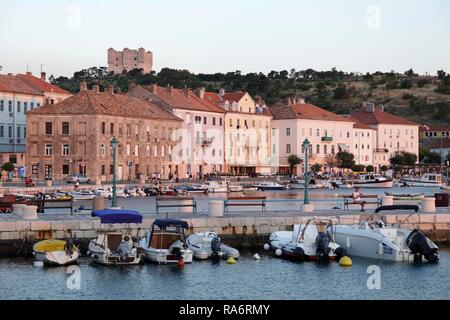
[8,126,12,138]
[62,144,69,156]
[62,165,69,175]
[101,165,105,176]
[101,122,106,134]
[8,101,12,112]
[126,143,131,156]
[45,144,53,156]
[101,144,105,156]
[37,103,40,108]
[229,119,233,126]
[17,101,21,113]
[286,144,291,154]
[24,102,28,113]
[195,116,202,124]
[45,122,52,135]
[126,125,131,136]
[316,129,320,137]
[346,131,350,138]
[203,117,207,125]
[30,102,34,110]
[110,123,114,135]
[309,128,312,136]
[62,122,69,135]
[0,126,3,138]
[316,145,320,154]
[17,126,20,138]
[219,118,223,126]
[324,145,327,154]
[286,128,291,136]
[134,144,139,156]
[0,100,3,111]
[212,117,216,125]
[331,145,335,154]
[146,145,150,156]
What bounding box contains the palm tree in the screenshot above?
[287,154,301,177]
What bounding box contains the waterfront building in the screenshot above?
[26,83,182,181]
[343,115,376,167]
[270,98,354,175]
[419,124,450,140]
[127,84,225,178]
[0,72,71,166]
[351,102,419,171]
[107,47,153,74]
[204,90,273,175]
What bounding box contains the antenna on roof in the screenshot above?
[26,63,30,72]
[40,64,45,73]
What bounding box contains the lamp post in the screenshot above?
[303,138,311,205]
[110,137,118,208]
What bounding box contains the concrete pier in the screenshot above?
[1,208,449,256]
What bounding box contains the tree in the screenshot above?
[333,84,348,99]
[311,163,323,174]
[390,152,417,166]
[287,154,301,176]
[352,164,365,172]
[2,162,15,181]
[336,151,355,169]
[325,154,338,170]
[366,165,375,173]
[380,165,388,173]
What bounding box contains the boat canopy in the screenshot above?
[153,219,189,230]
[92,209,143,224]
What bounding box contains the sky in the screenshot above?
[1,0,449,78]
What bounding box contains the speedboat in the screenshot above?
[186,231,240,260]
[264,218,347,262]
[202,181,228,193]
[87,209,143,266]
[402,173,444,187]
[139,219,193,264]
[254,181,287,191]
[33,239,79,266]
[333,205,439,263]
[70,190,97,200]
[176,185,208,194]
[385,192,425,200]
[350,174,393,188]
[228,184,244,192]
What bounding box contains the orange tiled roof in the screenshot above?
[270,103,351,122]
[129,85,226,114]
[27,89,183,121]
[419,124,450,132]
[342,115,375,130]
[351,106,417,126]
[0,74,43,95]
[204,92,222,103]
[222,91,247,103]
[17,74,71,95]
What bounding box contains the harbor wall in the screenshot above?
[0,211,449,257]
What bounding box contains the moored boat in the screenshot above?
[402,173,444,187]
[139,219,193,264]
[254,181,287,191]
[350,174,393,188]
[33,239,79,266]
[87,209,143,266]
[187,231,239,260]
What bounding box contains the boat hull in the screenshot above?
[34,250,79,266]
[141,247,193,264]
[352,180,393,188]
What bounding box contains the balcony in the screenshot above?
[321,136,333,142]
[374,148,389,153]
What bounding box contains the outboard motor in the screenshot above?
[315,232,331,262]
[211,236,222,257]
[334,247,347,262]
[406,229,439,263]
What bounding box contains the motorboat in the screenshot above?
[401,173,444,187]
[202,181,228,193]
[350,174,393,188]
[325,178,353,189]
[289,179,329,189]
[127,187,146,197]
[441,185,450,192]
[254,181,287,191]
[94,188,112,198]
[139,219,193,264]
[87,209,143,266]
[33,239,79,266]
[264,218,347,262]
[186,231,240,260]
[70,190,97,200]
[175,185,208,194]
[333,205,439,263]
[228,184,244,192]
[385,192,425,200]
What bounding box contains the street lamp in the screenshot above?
[303,138,311,205]
[110,137,118,208]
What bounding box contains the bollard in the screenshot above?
[422,197,436,213]
[93,196,105,211]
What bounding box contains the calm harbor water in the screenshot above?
[0,249,449,300]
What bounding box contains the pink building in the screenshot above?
[127,84,226,179]
[107,47,153,74]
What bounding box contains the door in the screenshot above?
[44,165,53,180]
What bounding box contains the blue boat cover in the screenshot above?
[153,219,189,229]
[92,209,143,224]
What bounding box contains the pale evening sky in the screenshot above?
[1,0,449,78]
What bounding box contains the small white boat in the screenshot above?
[140,219,193,264]
[202,181,228,193]
[95,188,112,198]
[87,209,143,266]
[289,179,329,189]
[333,205,439,262]
[176,185,209,193]
[228,184,244,192]
[254,181,287,191]
[70,190,97,200]
[187,231,240,260]
[350,174,393,188]
[33,239,79,266]
[264,218,347,262]
[402,173,444,187]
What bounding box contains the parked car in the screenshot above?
[64,174,91,184]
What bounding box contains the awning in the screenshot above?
[92,209,143,224]
[338,143,349,152]
[153,219,189,230]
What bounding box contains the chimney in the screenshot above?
[40,72,46,82]
[80,81,87,91]
[366,102,375,113]
[92,84,100,93]
[219,88,225,96]
[380,104,385,112]
[26,71,32,75]
[151,83,158,94]
[7,73,13,77]
[298,97,305,104]
[107,85,114,94]
[197,87,205,99]
[169,85,174,97]
[287,97,292,105]
[183,88,192,98]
